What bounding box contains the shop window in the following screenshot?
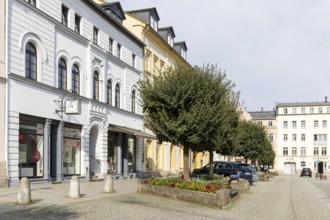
[19,120,44,178]
[63,127,81,175]
[107,131,118,174]
[128,137,136,172]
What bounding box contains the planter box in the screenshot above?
[231,179,250,193]
[137,180,239,209]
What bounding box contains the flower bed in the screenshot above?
[137,176,239,209]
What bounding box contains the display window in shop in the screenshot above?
[63,126,81,175]
[19,120,44,178]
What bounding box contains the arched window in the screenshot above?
[58,58,67,90]
[72,64,80,94]
[131,90,136,113]
[25,42,37,80]
[115,83,120,108]
[107,80,112,105]
[93,71,99,100]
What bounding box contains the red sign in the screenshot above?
[32,150,41,163]
[19,134,24,142]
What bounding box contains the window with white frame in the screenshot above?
[61,5,69,26]
[301,147,306,156]
[74,13,81,34]
[292,121,297,128]
[301,107,305,114]
[284,134,288,141]
[268,121,273,127]
[72,64,80,94]
[292,147,297,156]
[150,16,158,31]
[109,38,113,54]
[283,147,288,155]
[27,0,36,7]
[115,83,120,108]
[107,80,112,105]
[58,58,67,90]
[322,147,327,156]
[93,71,99,100]
[283,121,288,128]
[301,121,306,128]
[292,134,297,141]
[310,107,314,113]
[93,26,99,45]
[314,134,327,144]
[117,44,121,59]
[131,90,136,113]
[319,107,323,113]
[293,108,297,114]
[301,134,305,141]
[327,107,330,113]
[25,42,37,80]
[314,120,319,128]
[322,120,327,128]
[269,133,274,142]
[284,108,288,114]
[132,54,136,68]
[314,147,319,156]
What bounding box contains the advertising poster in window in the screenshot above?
[19,144,27,163]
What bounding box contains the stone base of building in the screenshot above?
[0,161,8,187]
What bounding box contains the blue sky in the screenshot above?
[119,0,330,111]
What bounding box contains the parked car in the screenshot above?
[192,161,255,185]
[237,163,258,183]
[300,168,312,177]
[259,167,270,173]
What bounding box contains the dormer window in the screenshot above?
[167,34,174,47]
[181,49,186,59]
[150,16,158,31]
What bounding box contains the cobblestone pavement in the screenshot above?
[1,175,330,220]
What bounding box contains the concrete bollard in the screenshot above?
[17,177,32,205]
[104,174,114,193]
[69,175,80,198]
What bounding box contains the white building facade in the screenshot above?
[5,0,150,186]
[276,101,330,174]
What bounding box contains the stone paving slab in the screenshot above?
[1,175,330,219]
[0,179,138,214]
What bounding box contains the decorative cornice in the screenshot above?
[9,73,89,101]
[90,43,142,75]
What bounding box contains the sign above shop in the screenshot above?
[65,99,81,114]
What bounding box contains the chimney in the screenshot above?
[325,96,328,103]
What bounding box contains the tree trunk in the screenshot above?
[209,151,214,175]
[183,146,190,179]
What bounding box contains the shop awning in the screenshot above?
[108,124,157,139]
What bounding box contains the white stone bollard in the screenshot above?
[69,175,80,198]
[104,174,114,193]
[17,177,32,205]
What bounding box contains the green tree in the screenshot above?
[258,139,275,165]
[234,120,269,163]
[138,64,239,178]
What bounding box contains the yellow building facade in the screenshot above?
[123,8,192,177]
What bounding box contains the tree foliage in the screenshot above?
[138,64,239,177]
[234,120,274,164]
